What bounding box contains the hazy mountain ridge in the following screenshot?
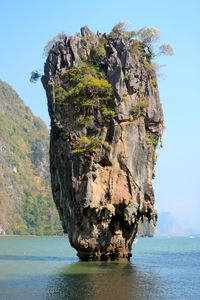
[156,212,198,236]
[0,80,62,235]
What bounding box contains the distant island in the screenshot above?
[156,212,198,236]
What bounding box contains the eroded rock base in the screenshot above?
[78,251,132,262]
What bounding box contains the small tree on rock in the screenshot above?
[136,27,174,59]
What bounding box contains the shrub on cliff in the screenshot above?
[54,62,115,125]
[71,135,103,154]
[109,22,174,60]
[131,98,148,120]
[43,32,66,57]
[56,62,112,105]
[136,27,174,59]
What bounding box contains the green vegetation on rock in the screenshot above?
[131,98,148,120]
[72,135,103,154]
[146,132,159,147]
[92,36,107,61]
[56,62,113,106]
[53,62,115,155]
[75,115,95,127]
[0,80,62,235]
[109,22,174,61]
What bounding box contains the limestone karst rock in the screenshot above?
[42,26,164,261]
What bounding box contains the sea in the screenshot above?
[0,236,199,300]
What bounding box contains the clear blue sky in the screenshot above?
[0,0,200,231]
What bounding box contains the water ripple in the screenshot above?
[0,255,77,262]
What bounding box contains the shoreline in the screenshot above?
[0,234,199,238]
[0,234,67,237]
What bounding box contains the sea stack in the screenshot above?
[42,26,164,261]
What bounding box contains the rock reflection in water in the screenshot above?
[46,262,164,300]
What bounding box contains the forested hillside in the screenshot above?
[0,80,62,235]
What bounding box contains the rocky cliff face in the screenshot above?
[42,26,164,261]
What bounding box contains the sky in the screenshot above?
[0,0,200,231]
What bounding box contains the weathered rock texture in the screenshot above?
[42,26,164,261]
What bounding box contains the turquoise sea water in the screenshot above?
[0,236,199,300]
